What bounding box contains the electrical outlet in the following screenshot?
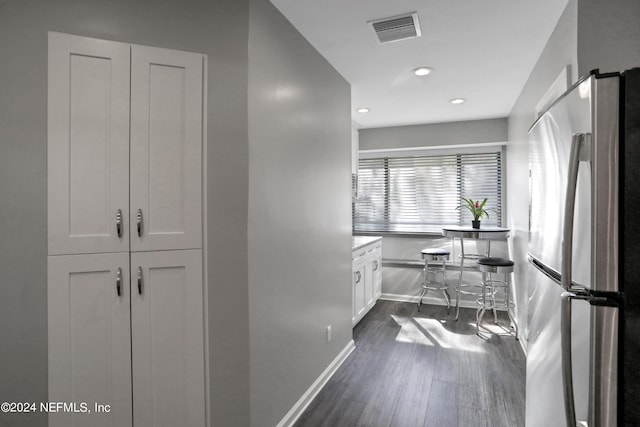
[326,325,332,343]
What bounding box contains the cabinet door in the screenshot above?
[130,46,203,252]
[48,253,132,427]
[353,263,366,325]
[48,32,131,255]
[364,260,374,309]
[131,250,205,427]
[372,248,382,299]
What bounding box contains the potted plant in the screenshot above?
[457,197,491,229]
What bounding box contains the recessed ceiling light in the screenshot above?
[357,108,370,113]
[412,67,432,76]
[450,98,466,105]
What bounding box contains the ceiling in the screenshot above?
[269,0,569,129]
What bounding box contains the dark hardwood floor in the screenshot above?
[294,300,525,427]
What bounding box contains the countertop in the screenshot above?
[352,235,382,251]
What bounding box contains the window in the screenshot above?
[353,150,503,233]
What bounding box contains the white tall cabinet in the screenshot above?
[47,32,206,427]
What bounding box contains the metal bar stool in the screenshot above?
[418,248,451,312]
[476,257,517,339]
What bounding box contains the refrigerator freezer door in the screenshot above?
[526,263,590,427]
[529,78,592,287]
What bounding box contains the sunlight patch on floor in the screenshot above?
[477,319,515,337]
[390,315,486,353]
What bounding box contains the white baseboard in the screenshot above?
[379,292,479,309]
[519,332,528,356]
[277,339,356,427]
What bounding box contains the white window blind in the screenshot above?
[353,151,502,233]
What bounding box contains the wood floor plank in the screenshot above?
[294,301,525,427]
[356,356,414,427]
[388,345,436,427]
[319,398,366,427]
[424,379,458,427]
[339,373,378,405]
[294,380,347,427]
[458,404,490,427]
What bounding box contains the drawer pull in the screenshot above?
[116,268,122,296]
[137,267,143,295]
[116,209,123,238]
[136,209,143,237]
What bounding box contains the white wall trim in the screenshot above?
[277,339,356,427]
[359,141,506,159]
[535,65,571,117]
[519,333,528,356]
[380,292,478,309]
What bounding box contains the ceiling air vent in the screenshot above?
[368,12,421,44]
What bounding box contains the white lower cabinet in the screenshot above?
[352,238,382,326]
[131,250,205,427]
[48,253,133,427]
[352,261,366,324]
[48,249,204,427]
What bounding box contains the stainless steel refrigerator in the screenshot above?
[527,68,640,427]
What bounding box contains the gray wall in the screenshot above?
[577,0,640,76]
[506,0,578,349]
[359,118,508,150]
[0,1,250,426]
[247,1,352,426]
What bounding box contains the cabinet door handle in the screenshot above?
[116,209,123,238]
[137,267,143,295]
[355,271,361,283]
[373,260,379,271]
[116,267,122,296]
[136,209,143,237]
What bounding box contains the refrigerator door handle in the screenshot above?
[561,290,610,427]
[560,133,590,427]
[561,133,589,293]
[560,291,577,427]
